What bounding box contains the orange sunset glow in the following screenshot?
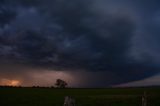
[0,79,21,86]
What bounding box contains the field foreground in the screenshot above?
[0,87,160,106]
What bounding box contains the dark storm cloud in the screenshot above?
[0,0,160,86]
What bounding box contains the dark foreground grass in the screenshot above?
[0,87,160,106]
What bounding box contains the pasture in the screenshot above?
[0,87,160,106]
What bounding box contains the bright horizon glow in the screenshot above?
[0,79,21,86]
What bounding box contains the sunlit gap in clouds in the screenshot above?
[0,70,76,86]
[0,69,82,87]
[0,65,89,87]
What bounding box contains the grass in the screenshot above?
[0,87,160,106]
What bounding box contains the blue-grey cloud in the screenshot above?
[0,0,159,86]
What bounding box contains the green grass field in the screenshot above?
[0,87,160,106]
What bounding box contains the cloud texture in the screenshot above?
[0,0,160,87]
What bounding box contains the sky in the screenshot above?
[0,0,160,87]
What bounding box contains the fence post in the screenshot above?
[142,91,147,106]
[64,96,76,106]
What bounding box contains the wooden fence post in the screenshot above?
[64,96,76,106]
[142,91,147,106]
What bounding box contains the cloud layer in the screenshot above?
[0,0,160,87]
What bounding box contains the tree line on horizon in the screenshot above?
[0,79,68,88]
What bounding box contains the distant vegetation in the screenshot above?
[0,79,68,88]
[55,79,68,88]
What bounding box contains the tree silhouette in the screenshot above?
[55,79,68,88]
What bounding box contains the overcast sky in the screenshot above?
[0,0,160,87]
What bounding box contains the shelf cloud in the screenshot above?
[0,0,159,87]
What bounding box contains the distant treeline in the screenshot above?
[0,85,160,89]
[0,85,55,88]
